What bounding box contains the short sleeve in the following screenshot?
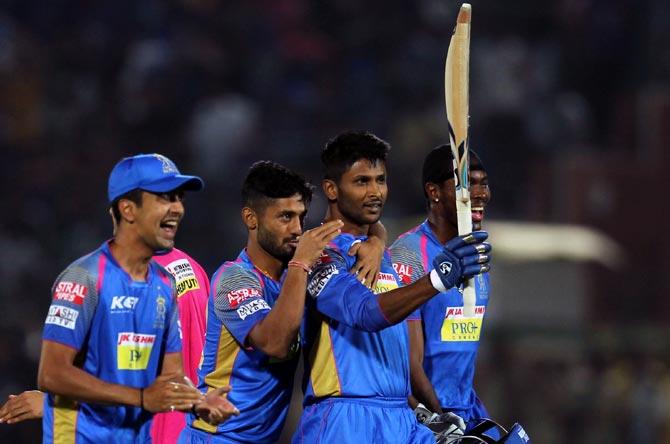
[42,264,99,350]
[390,241,427,321]
[212,265,269,345]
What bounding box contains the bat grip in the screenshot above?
[462,279,476,317]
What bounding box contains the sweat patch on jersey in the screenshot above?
[53,281,88,305]
[45,305,79,330]
[164,258,200,298]
[117,332,156,370]
[308,263,339,298]
[440,305,485,342]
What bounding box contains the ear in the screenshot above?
[322,179,338,202]
[117,199,137,224]
[425,183,439,203]
[241,207,257,230]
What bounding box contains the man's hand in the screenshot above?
[142,374,204,413]
[0,390,45,424]
[431,231,491,291]
[292,220,343,268]
[194,386,240,426]
[348,236,385,289]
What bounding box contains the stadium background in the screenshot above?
[1,0,669,442]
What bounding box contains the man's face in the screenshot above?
[335,159,388,226]
[256,194,306,263]
[132,190,185,251]
[469,168,490,231]
[434,167,490,230]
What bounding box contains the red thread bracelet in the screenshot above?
[288,260,311,273]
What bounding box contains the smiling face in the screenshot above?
[255,194,307,263]
[426,166,491,231]
[469,168,490,230]
[326,159,388,228]
[129,190,185,251]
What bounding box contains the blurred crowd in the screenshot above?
[1,0,668,442]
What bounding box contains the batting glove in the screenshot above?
[430,231,491,292]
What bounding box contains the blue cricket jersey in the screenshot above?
[300,233,410,404]
[185,250,299,443]
[390,220,491,421]
[41,241,182,443]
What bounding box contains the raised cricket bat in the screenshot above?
[445,3,476,317]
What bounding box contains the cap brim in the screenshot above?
[141,175,205,194]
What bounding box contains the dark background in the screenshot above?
[1,0,669,442]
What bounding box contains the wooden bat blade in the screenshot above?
[445,3,476,317]
[445,3,471,206]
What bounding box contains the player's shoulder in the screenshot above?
[212,258,260,287]
[56,246,105,283]
[154,248,206,271]
[320,233,359,264]
[390,224,424,251]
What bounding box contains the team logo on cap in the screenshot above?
[154,154,178,174]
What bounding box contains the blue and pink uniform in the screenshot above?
[152,248,210,444]
[41,241,182,444]
[390,220,491,422]
[293,234,434,444]
[180,250,299,444]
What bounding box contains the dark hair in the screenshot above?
[110,189,144,224]
[242,161,314,213]
[321,131,390,182]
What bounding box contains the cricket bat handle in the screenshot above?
[462,280,476,317]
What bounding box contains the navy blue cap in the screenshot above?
[108,153,204,203]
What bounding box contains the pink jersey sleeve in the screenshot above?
[151,249,210,444]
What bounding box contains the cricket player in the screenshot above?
[179,161,343,443]
[37,154,236,443]
[152,248,211,443]
[293,132,492,443]
[390,146,492,423]
[0,247,213,444]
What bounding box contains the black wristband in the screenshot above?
[191,403,199,419]
[139,388,144,410]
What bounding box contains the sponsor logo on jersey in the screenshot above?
[53,281,88,305]
[307,263,338,298]
[117,332,156,370]
[226,288,261,308]
[111,296,139,312]
[440,305,485,342]
[392,262,413,285]
[236,299,270,320]
[373,272,399,294]
[45,305,79,330]
[165,258,200,298]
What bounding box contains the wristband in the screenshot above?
[139,388,144,410]
[288,260,311,273]
[429,269,447,293]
